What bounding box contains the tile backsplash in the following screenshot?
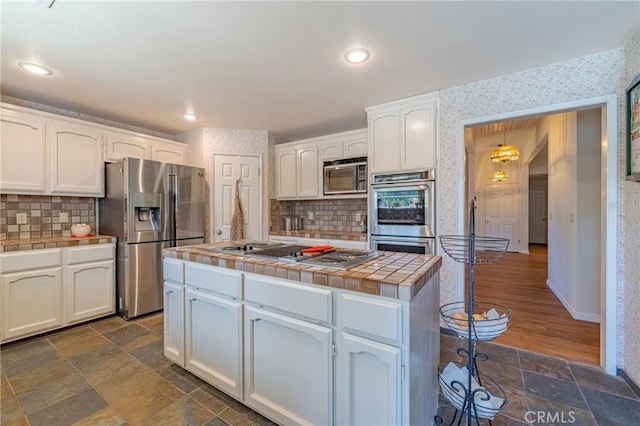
[270,198,368,233]
[0,194,96,240]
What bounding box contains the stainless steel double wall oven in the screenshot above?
[369,169,435,255]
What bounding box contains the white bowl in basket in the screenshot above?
[71,223,92,237]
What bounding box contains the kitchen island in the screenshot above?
[163,241,441,426]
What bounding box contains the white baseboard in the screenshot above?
[546,279,600,323]
[519,249,530,254]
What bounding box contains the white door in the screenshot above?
[485,183,521,252]
[244,306,332,426]
[185,287,243,399]
[337,332,402,426]
[529,189,547,244]
[2,268,63,340]
[213,154,261,242]
[0,108,46,193]
[66,261,114,323]
[163,280,184,366]
[49,124,104,196]
[297,146,320,197]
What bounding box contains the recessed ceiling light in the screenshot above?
[18,61,53,75]
[183,113,198,121]
[344,48,370,64]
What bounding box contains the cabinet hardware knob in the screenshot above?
[216,230,222,235]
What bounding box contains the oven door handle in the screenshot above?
[371,184,429,191]
[370,180,432,188]
[370,235,432,243]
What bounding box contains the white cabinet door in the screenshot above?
[400,103,436,171]
[369,112,399,173]
[105,132,150,161]
[152,141,186,165]
[276,147,297,199]
[344,139,368,158]
[319,142,344,160]
[2,268,63,340]
[49,123,104,196]
[164,280,185,366]
[185,287,243,399]
[66,260,114,323]
[297,146,320,198]
[337,332,402,426]
[244,306,332,426]
[0,108,46,193]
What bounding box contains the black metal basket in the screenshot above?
[438,362,507,421]
[439,235,509,264]
[440,301,511,342]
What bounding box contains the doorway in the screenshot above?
[458,95,617,373]
[212,154,262,242]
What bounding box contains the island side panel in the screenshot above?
[409,269,440,424]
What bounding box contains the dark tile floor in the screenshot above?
[438,334,640,425]
[1,314,639,425]
[1,314,276,426]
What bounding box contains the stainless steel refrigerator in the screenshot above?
[99,158,205,319]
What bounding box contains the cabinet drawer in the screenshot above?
[245,275,331,323]
[339,293,403,343]
[1,249,62,273]
[163,258,184,284]
[67,244,114,265]
[185,263,242,299]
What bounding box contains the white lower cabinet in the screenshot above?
[244,305,332,426]
[337,332,402,426]
[163,280,184,365]
[0,245,115,343]
[66,260,114,324]
[2,267,63,340]
[185,287,243,399]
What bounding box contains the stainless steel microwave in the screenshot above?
[323,157,367,195]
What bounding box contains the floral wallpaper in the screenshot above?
[437,48,626,367]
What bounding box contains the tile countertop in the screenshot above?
[0,235,117,252]
[164,241,442,301]
[269,230,368,242]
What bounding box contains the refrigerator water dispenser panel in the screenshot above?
[133,192,162,232]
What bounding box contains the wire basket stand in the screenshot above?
[435,198,509,426]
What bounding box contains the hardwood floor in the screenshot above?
[469,244,600,366]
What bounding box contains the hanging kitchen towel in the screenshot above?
[230,177,244,240]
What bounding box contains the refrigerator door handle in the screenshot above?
[169,174,177,245]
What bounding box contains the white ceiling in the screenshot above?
[2,1,639,142]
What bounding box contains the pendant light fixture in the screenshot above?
[490,170,509,182]
[490,131,520,163]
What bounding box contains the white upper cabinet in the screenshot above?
[297,146,320,197]
[49,123,104,196]
[0,108,47,193]
[106,131,186,165]
[105,132,150,161]
[152,140,186,164]
[275,147,297,199]
[366,92,438,173]
[275,128,367,200]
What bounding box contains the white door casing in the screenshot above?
[213,154,262,242]
[485,183,520,252]
[459,95,617,374]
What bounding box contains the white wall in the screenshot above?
[622,31,640,385]
[179,128,270,241]
[547,112,578,318]
[436,47,625,365]
[576,109,602,321]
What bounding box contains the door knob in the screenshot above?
[216,230,222,235]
